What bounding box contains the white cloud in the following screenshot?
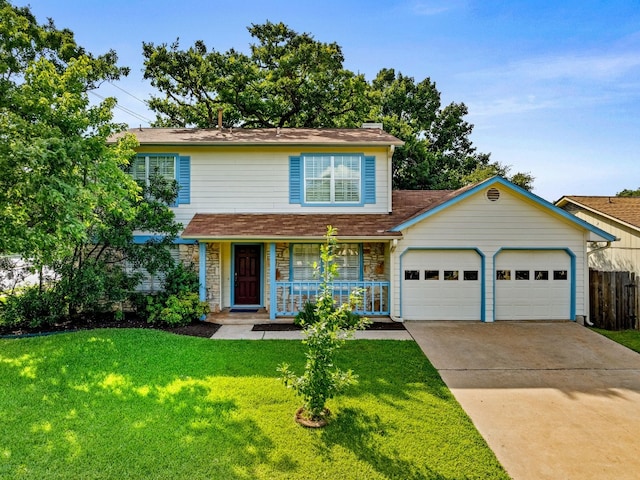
[502,52,640,82]
[457,49,640,118]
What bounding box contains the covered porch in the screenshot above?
[191,240,392,320]
[180,211,404,320]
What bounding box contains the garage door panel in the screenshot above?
[403,250,482,320]
[495,250,570,320]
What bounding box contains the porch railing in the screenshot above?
[274,281,390,317]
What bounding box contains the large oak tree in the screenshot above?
[143,21,370,128]
[142,21,533,191]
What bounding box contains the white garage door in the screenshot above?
[495,250,571,320]
[402,250,482,320]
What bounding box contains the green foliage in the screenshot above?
[0,285,65,329]
[0,0,131,266]
[0,3,185,320]
[135,262,209,327]
[616,187,640,197]
[592,328,640,353]
[461,163,535,191]
[54,258,139,316]
[279,226,370,422]
[145,291,207,326]
[142,21,369,128]
[369,68,534,191]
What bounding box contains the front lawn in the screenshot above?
[0,330,507,479]
[591,328,640,353]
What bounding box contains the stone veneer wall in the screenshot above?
[179,243,221,313]
[363,243,387,280]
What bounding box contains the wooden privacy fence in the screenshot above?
[589,270,638,330]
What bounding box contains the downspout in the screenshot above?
[388,145,395,213]
[389,238,403,323]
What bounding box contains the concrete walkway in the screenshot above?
[404,321,640,480]
[211,323,413,340]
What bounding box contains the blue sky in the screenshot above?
[15,0,640,201]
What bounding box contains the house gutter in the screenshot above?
[181,234,403,242]
[587,241,615,256]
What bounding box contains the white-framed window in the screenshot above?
[291,243,361,281]
[125,245,180,292]
[304,155,361,203]
[131,154,176,185]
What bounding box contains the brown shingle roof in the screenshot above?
[561,196,640,230]
[182,190,454,240]
[110,127,404,146]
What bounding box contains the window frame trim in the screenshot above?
[302,153,363,206]
[289,242,363,282]
[132,153,178,186]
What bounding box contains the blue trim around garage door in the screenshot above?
[399,247,486,321]
[491,247,576,322]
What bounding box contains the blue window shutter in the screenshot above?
[364,156,376,204]
[177,156,191,205]
[289,156,302,204]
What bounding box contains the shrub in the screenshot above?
[133,262,209,327]
[0,286,66,329]
[145,292,208,326]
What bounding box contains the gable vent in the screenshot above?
[486,188,501,202]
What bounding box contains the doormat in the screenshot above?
[252,323,302,331]
[252,322,405,331]
[229,308,259,313]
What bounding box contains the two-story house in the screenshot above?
[115,126,615,323]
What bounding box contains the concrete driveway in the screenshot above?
[404,321,640,480]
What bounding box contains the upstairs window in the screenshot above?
[130,154,191,205]
[132,154,176,185]
[289,154,375,206]
[304,155,361,203]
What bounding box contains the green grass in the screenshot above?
[592,328,640,353]
[0,330,508,479]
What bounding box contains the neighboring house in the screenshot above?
[556,196,639,275]
[112,126,615,322]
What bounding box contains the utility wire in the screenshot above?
[107,81,149,106]
[89,90,153,124]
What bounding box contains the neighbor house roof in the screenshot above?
[110,127,404,147]
[182,190,452,240]
[556,196,640,232]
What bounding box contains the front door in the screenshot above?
[234,245,261,305]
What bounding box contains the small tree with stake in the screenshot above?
[278,226,370,426]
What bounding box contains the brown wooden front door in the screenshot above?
[234,245,261,305]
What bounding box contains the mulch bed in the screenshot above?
[0,313,221,339]
[252,321,406,332]
[2,316,405,338]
